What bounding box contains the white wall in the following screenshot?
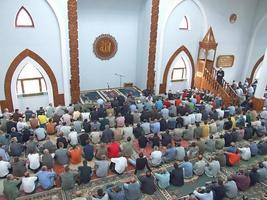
[135,0,151,90]
[155,0,205,93]
[78,0,146,91]
[0,0,64,103]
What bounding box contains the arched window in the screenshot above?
[15,6,34,27]
[171,57,187,81]
[179,16,190,30]
[17,63,47,96]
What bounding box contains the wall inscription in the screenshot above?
[216,55,235,68]
[93,34,117,60]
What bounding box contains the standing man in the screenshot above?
[216,67,224,86]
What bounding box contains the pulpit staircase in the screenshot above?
[201,66,239,106]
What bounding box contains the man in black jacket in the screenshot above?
[170,163,184,186]
[129,153,151,174]
[139,171,156,195]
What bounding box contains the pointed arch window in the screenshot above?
[17,63,47,96]
[171,56,187,81]
[15,6,34,27]
[179,16,190,30]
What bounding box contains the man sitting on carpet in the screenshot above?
[179,156,193,179]
[154,168,170,189]
[123,177,141,200]
[110,154,127,175]
[193,155,206,176]
[139,171,157,195]
[205,156,220,178]
[128,152,151,174]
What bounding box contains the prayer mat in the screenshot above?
[80,91,104,103]
[117,87,142,97]
[16,188,65,200]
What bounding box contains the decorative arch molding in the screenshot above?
[159,45,195,93]
[0,49,64,111]
[248,55,264,84]
[15,6,34,27]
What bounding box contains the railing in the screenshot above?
[203,67,239,105]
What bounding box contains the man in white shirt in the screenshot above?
[22,172,38,194]
[188,113,196,124]
[61,112,72,126]
[27,151,40,172]
[0,156,11,178]
[110,156,127,174]
[149,146,162,167]
[123,125,134,141]
[195,112,202,123]
[182,114,191,126]
[239,146,251,161]
[17,117,27,132]
[90,130,102,144]
[68,129,78,146]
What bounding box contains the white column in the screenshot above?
[254,48,267,98]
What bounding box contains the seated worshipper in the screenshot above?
[239,145,251,161]
[91,188,109,200]
[56,132,68,148]
[224,117,233,130]
[244,123,254,140]
[162,144,177,163]
[150,132,160,148]
[34,125,47,141]
[150,119,160,134]
[161,105,169,120]
[224,150,240,166]
[196,137,205,155]
[123,177,141,200]
[179,156,193,179]
[193,155,207,176]
[123,124,134,141]
[249,166,260,186]
[107,139,120,158]
[129,152,151,174]
[46,118,56,135]
[223,176,238,199]
[37,166,57,190]
[116,113,125,127]
[187,142,199,158]
[209,120,217,135]
[215,135,225,150]
[78,160,92,184]
[95,155,109,178]
[68,145,82,164]
[78,129,89,146]
[101,125,113,144]
[95,143,107,160]
[40,149,54,169]
[161,130,172,147]
[211,179,226,200]
[193,186,214,200]
[149,146,162,167]
[133,123,144,139]
[194,122,203,139]
[226,142,237,153]
[205,135,216,152]
[201,121,210,138]
[138,134,148,149]
[3,174,21,200]
[231,169,250,191]
[182,113,191,127]
[214,150,226,167]
[250,141,259,156]
[224,131,233,147]
[170,162,184,186]
[107,185,125,200]
[183,125,194,141]
[121,137,134,157]
[90,128,102,144]
[256,162,267,181]
[205,156,220,178]
[0,156,11,178]
[139,171,157,195]
[255,121,266,137]
[110,154,128,175]
[83,140,94,161]
[9,137,24,157]
[21,172,38,194]
[27,150,41,173]
[141,120,150,135]
[55,142,69,166]
[258,139,267,155]
[175,142,186,161]
[11,157,26,177]
[60,165,76,191]
[167,114,177,130]
[68,128,78,146]
[176,114,184,128]
[155,168,170,189]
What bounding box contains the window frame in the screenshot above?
[179,16,190,30]
[15,6,35,28]
[171,57,187,82]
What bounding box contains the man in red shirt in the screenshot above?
[163,99,171,108]
[107,139,120,158]
[68,145,82,164]
[225,150,240,166]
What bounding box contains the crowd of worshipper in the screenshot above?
[0,88,267,200]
